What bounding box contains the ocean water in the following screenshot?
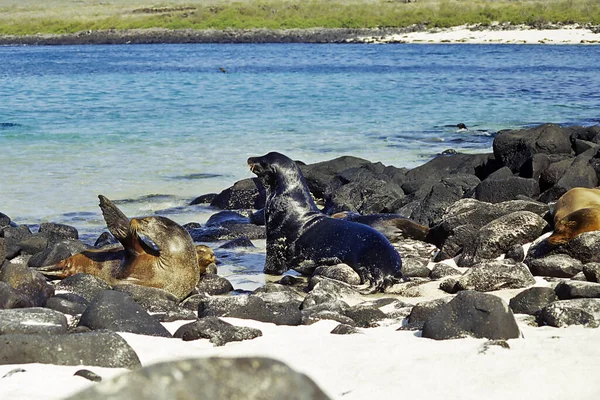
[1,43,599,246]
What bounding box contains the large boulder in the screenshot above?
[78,290,172,337]
[323,166,404,215]
[540,298,600,327]
[0,261,54,306]
[538,152,599,203]
[527,254,584,278]
[63,357,330,400]
[0,331,140,368]
[210,178,266,210]
[468,211,548,262]
[402,174,481,227]
[300,155,372,199]
[0,282,31,309]
[198,294,302,326]
[0,308,68,335]
[427,198,549,260]
[403,152,495,187]
[474,175,539,203]
[54,273,112,302]
[555,280,600,300]
[455,259,536,292]
[509,287,558,316]
[422,291,520,340]
[493,123,574,172]
[27,239,88,268]
[2,225,32,259]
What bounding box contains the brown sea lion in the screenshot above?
[331,211,430,242]
[547,187,600,245]
[195,244,216,274]
[39,195,200,300]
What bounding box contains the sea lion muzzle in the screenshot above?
[247,157,267,176]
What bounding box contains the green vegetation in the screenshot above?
[0,0,599,36]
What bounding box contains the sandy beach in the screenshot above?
[356,24,600,44]
[2,279,600,400]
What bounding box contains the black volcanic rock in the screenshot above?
[0,260,54,307]
[62,357,330,400]
[540,298,600,327]
[78,290,172,337]
[300,155,372,199]
[0,332,140,368]
[173,317,262,346]
[509,287,558,316]
[555,280,600,300]
[493,123,573,172]
[422,291,520,340]
[210,178,266,210]
[474,175,539,203]
[0,307,68,335]
[455,259,535,292]
[54,273,112,302]
[527,254,584,278]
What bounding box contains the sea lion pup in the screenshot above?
[247,152,403,293]
[547,187,600,246]
[38,195,200,300]
[196,244,217,274]
[331,211,430,243]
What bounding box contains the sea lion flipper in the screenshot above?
[98,195,130,243]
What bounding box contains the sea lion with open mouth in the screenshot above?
[38,195,200,300]
[247,152,403,293]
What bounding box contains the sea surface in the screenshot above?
[1,43,599,287]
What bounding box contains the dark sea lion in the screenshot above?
[331,211,430,242]
[547,187,600,245]
[247,152,403,293]
[39,195,200,300]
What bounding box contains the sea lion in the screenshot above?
[196,244,216,274]
[547,187,600,245]
[247,152,403,293]
[38,195,200,300]
[331,211,430,243]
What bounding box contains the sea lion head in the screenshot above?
[547,207,600,246]
[195,244,216,275]
[247,152,301,190]
[130,216,197,259]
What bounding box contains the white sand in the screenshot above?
[359,25,600,44]
[1,312,600,400]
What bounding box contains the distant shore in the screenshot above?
[1,24,599,46]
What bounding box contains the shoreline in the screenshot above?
[1,24,600,45]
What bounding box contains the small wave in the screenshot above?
[170,173,224,180]
[113,194,181,205]
[154,204,213,216]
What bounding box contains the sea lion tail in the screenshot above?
[35,263,69,278]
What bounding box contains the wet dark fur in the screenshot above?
[248,152,403,293]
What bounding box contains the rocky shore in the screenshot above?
[1,24,599,46]
[2,122,600,399]
[0,27,417,46]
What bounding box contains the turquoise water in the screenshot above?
[1,43,600,237]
